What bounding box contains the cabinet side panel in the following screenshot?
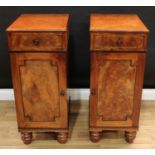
[90,53,99,127]
[132,53,146,127]
[10,54,25,127]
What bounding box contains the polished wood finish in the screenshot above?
[21,132,32,145]
[8,32,68,51]
[89,14,149,143]
[90,14,149,32]
[90,53,145,128]
[57,132,68,144]
[0,100,155,148]
[6,14,69,32]
[10,53,68,129]
[90,131,102,143]
[125,131,137,144]
[90,32,147,51]
[6,14,69,144]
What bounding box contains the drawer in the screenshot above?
[8,32,68,51]
[90,32,147,51]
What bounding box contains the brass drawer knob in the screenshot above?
[33,39,40,46]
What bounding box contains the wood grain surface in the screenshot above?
[10,53,68,129]
[6,14,69,32]
[90,32,147,51]
[7,14,69,144]
[20,60,60,122]
[8,32,68,51]
[90,14,149,32]
[89,14,148,143]
[90,53,146,129]
[97,56,136,121]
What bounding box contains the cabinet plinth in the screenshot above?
[7,14,69,144]
[89,14,149,143]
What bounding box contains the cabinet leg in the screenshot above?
[125,131,136,144]
[21,132,32,145]
[90,131,102,143]
[57,132,68,144]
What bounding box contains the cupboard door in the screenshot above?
[11,53,68,129]
[90,52,145,127]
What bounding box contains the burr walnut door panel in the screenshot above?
[90,52,145,128]
[11,53,68,129]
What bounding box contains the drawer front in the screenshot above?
[8,32,68,51]
[90,32,147,51]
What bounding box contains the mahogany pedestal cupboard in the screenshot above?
[89,14,149,143]
[6,14,69,144]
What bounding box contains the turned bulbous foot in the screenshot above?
[90,131,102,142]
[125,131,136,144]
[57,132,68,144]
[21,132,32,145]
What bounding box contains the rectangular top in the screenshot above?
[6,14,69,32]
[90,14,149,32]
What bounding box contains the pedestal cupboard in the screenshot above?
[6,14,69,144]
[89,14,149,143]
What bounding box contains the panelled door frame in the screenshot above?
[10,52,68,129]
[90,52,146,128]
